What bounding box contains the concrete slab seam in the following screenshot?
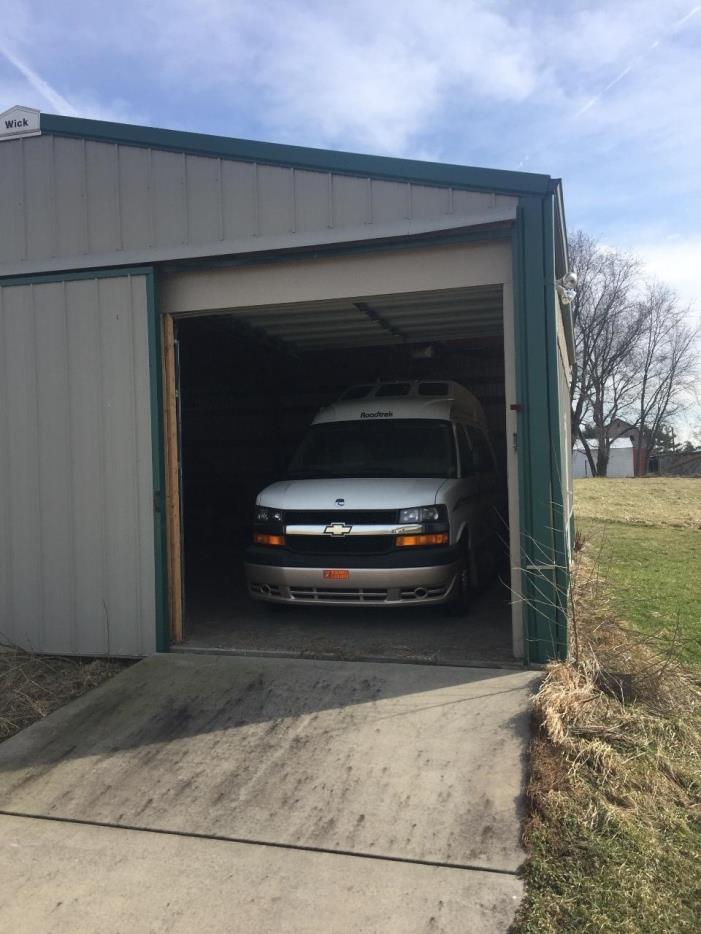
[0,810,521,877]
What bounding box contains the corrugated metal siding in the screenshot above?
[0,135,517,276]
[0,274,156,656]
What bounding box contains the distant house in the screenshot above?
[608,418,649,475]
[573,438,635,478]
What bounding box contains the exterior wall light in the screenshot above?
[556,271,578,305]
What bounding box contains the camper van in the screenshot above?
[245,380,503,608]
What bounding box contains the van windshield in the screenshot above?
[288,419,457,479]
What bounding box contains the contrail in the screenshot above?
[574,63,636,118]
[574,4,700,118]
[673,4,700,28]
[516,4,701,167]
[0,43,78,115]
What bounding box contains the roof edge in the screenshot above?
[40,112,553,197]
[549,181,574,365]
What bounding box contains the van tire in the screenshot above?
[445,562,472,615]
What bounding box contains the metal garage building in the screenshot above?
[0,104,573,665]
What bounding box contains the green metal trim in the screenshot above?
[510,218,530,666]
[552,182,575,366]
[144,269,170,652]
[40,112,553,197]
[542,195,569,660]
[0,266,156,287]
[513,195,568,663]
[553,182,569,277]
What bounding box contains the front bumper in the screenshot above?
[245,544,462,606]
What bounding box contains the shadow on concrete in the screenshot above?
[0,654,540,871]
[0,654,526,774]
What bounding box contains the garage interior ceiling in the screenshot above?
[195,286,503,350]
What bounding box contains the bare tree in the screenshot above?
[568,232,644,475]
[629,284,699,474]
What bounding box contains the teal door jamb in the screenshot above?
[512,196,568,663]
[145,268,171,652]
[542,197,570,658]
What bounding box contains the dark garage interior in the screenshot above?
[173,288,516,665]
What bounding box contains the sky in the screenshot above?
[1,0,699,321]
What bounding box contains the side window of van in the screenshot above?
[466,427,495,473]
[457,426,476,476]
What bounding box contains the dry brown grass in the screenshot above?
[541,549,700,810]
[574,477,701,529]
[0,646,127,742]
[566,549,699,708]
[515,547,701,933]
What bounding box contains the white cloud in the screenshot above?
[0,0,546,151]
[543,1,697,70]
[139,0,544,152]
[2,0,699,160]
[636,239,701,322]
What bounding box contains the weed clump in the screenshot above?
[0,646,126,742]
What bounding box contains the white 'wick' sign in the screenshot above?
[0,105,41,141]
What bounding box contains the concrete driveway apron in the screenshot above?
[0,654,539,933]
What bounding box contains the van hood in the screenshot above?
[258,478,446,511]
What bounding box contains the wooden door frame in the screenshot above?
[162,312,184,643]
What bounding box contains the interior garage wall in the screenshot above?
[0,273,156,655]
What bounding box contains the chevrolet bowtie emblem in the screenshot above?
[324,522,353,536]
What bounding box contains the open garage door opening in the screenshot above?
[166,283,519,666]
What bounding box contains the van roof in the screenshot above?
[313,380,488,427]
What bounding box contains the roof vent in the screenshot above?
[374,382,411,397]
[417,382,450,396]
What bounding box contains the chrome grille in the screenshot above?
[289,587,389,602]
[284,510,398,525]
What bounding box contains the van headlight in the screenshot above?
[256,507,283,524]
[398,506,442,523]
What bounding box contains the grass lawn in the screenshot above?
[575,478,701,666]
[515,478,701,933]
[574,477,701,529]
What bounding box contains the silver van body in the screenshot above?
[245,380,503,606]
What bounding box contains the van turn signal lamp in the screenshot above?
[254,533,285,546]
[395,533,448,547]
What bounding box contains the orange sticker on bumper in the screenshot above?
[323,569,350,580]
